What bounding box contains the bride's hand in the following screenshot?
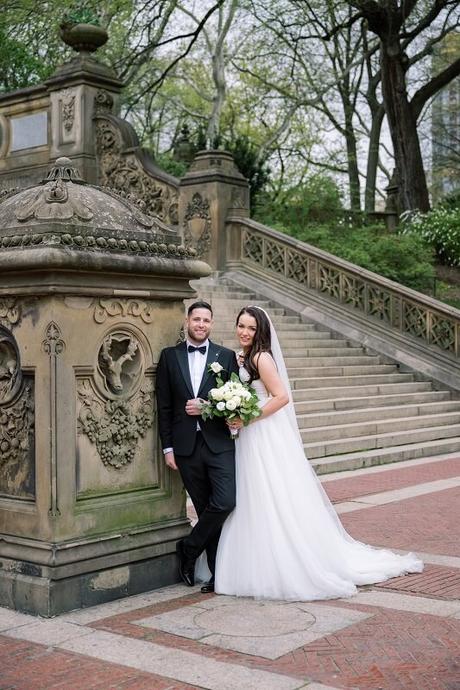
[227,417,244,430]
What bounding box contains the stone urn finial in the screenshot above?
[60,17,108,53]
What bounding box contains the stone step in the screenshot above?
[214,323,326,334]
[294,390,452,413]
[214,324,321,335]
[292,372,414,389]
[301,411,460,443]
[312,437,460,474]
[298,399,460,426]
[287,364,397,378]
[285,355,382,367]
[292,381,432,401]
[305,423,460,458]
[217,314,302,324]
[220,330,333,343]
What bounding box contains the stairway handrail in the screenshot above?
[226,216,460,359]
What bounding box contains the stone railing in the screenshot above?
[226,218,460,362]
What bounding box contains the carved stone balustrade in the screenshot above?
[0,157,210,616]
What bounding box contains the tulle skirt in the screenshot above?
[215,406,423,601]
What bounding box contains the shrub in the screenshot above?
[270,221,435,293]
[405,207,460,267]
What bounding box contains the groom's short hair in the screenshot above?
[187,300,213,317]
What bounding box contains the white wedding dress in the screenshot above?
[215,336,423,601]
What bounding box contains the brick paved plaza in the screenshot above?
[0,453,459,690]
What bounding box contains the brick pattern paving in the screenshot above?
[89,594,460,690]
[0,634,196,690]
[322,457,460,503]
[341,487,460,557]
[1,459,459,690]
[281,600,460,690]
[376,564,460,600]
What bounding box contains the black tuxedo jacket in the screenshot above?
[156,340,239,456]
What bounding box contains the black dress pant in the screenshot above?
[176,432,236,575]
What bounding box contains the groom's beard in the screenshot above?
[187,328,210,344]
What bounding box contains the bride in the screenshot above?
[215,305,423,601]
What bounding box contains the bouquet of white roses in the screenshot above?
[201,370,261,438]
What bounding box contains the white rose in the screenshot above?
[232,396,241,407]
[226,399,237,411]
[210,362,223,374]
[213,389,224,401]
[209,388,219,399]
[224,391,234,401]
[216,401,226,411]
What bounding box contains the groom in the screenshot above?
[156,301,239,593]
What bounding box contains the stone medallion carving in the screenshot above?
[0,329,22,404]
[183,193,211,258]
[95,115,179,225]
[94,298,154,324]
[77,378,153,469]
[97,332,143,397]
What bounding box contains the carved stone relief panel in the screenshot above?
[60,88,76,143]
[77,377,154,470]
[0,327,35,499]
[94,110,179,225]
[76,327,157,494]
[183,193,211,259]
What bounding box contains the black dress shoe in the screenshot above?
[200,578,215,593]
[176,539,195,587]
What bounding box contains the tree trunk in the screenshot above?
[345,121,361,211]
[380,38,430,212]
[364,105,384,212]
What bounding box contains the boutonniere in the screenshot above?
[208,361,225,386]
[208,362,224,375]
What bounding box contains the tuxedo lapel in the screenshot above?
[198,341,222,396]
[175,342,194,398]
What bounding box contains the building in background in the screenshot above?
[431,32,460,203]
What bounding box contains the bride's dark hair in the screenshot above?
[236,306,272,382]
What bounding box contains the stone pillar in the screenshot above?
[0,158,210,616]
[179,150,250,271]
[44,24,123,184]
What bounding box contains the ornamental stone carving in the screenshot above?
[77,378,153,469]
[15,177,93,222]
[183,193,211,258]
[0,298,20,328]
[0,380,35,496]
[0,330,21,404]
[94,299,154,324]
[61,89,76,132]
[97,332,143,396]
[42,322,66,357]
[95,115,179,225]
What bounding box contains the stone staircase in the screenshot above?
[189,277,460,474]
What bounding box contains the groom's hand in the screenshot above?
[185,398,204,416]
[164,451,178,471]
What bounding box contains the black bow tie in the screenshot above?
[188,345,206,354]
